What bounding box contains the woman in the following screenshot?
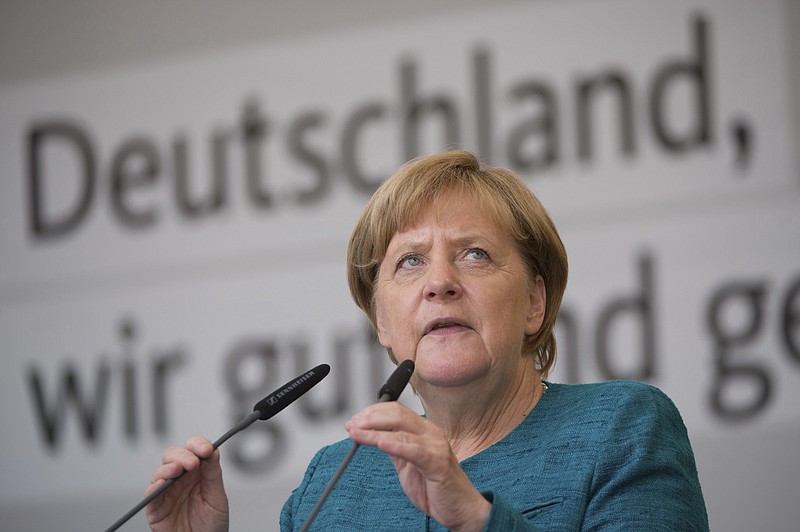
[146,150,708,531]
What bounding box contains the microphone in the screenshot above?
[104,363,330,532]
[300,360,414,532]
[377,359,415,402]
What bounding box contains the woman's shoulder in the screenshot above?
[543,380,683,432]
[547,379,672,406]
[306,437,357,471]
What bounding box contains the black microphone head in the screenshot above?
[377,359,415,401]
[253,363,330,420]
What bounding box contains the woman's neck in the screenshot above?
[417,362,545,462]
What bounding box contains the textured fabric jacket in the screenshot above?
[281,380,708,531]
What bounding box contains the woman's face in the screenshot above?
[374,191,546,391]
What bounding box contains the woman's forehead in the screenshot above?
[385,196,511,254]
[395,188,508,234]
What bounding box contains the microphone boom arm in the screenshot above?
[103,363,331,532]
[299,360,414,532]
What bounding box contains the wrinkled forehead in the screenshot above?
[391,185,512,239]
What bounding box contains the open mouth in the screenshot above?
[424,319,471,335]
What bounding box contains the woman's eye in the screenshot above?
[398,255,422,268]
[466,248,489,261]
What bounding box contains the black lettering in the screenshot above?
[595,253,657,381]
[241,98,273,208]
[400,57,461,160]
[287,111,331,204]
[706,280,772,421]
[172,130,228,218]
[341,103,389,193]
[27,120,96,239]
[576,70,636,161]
[781,275,800,364]
[120,319,137,439]
[27,360,110,449]
[473,47,493,163]
[109,137,160,228]
[650,15,712,151]
[506,80,559,175]
[223,339,285,474]
[290,334,352,420]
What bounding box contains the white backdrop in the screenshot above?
[1,0,799,530]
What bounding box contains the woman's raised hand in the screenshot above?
[145,436,229,532]
[345,402,491,532]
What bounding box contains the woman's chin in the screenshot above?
[413,359,490,389]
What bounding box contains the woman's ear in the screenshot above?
[525,275,546,335]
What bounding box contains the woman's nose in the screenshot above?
[423,260,461,300]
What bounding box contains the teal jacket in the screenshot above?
[281,381,708,531]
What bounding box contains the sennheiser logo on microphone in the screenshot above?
[274,371,315,400]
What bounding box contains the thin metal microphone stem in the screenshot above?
[299,393,392,532]
[103,363,330,532]
[106,364,331,532]
[299,360,413,532]
[103,411,261,532]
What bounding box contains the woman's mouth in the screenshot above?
[424,319,471,335]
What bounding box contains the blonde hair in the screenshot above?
[347,150,568,377]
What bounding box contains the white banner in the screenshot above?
[1,0,798,530]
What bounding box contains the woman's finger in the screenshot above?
[160,446,200,470]
[346,402,425,434]
[184,435,215,457]
[150,459,190,484]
